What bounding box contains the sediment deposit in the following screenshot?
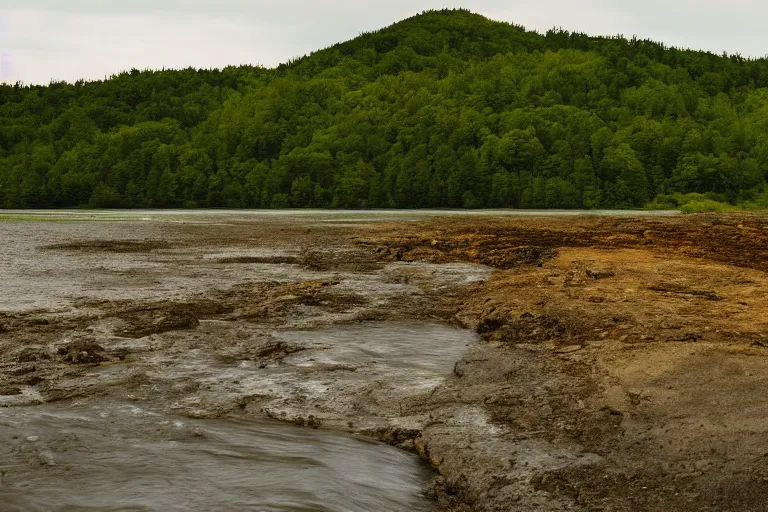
[2,211,768,511]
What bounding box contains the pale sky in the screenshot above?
[1,0,767,85]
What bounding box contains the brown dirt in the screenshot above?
[361,212,768,511]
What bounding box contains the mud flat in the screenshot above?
[1,211,768,511]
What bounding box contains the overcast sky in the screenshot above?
[1,0,767,85]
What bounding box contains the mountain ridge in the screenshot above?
[1,9,767,210]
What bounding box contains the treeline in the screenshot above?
[2,9,768,209]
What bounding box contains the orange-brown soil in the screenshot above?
[361,213,768,511]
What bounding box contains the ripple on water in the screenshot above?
[0,402,435,512]
[275,322,474,374]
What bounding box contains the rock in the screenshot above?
[118,310,201,338]
[476,317,506,334]
[0,384,22,396]
[669,332,703,343]
[586,268,616,279]
[253,340,305,360]
[649,283,721,301]
[15,346,52,363]
[152,313,200,334]
[109,348,131,361]
[57,339,106,364]
[555,345,582,354]
[294,415,321,428]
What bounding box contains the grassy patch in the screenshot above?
[679,199,737,213]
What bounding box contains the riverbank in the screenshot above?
[1,212,767,511]
[364,212,768,511]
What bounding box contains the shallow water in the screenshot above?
[0,208,680,224]
[182,323,477,413]
[276,323,473,375]
[0,222,327,313]
[0,216,482,511]
[0,402,435,512]
[113,322,478,426]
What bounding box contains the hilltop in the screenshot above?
[2,9,768,209]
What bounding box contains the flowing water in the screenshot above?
[0,402,435,512]
[0,323,474,510]
[0,212,491,511]
[0,208,681,219]
[276,323,473,377]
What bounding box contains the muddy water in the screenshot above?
[0,402,435,512]
[0,323,474,510]
[0,215,487,511]
[276,323,472,376]
[0,222,324,313]
[121,322,477,432]
[0,209,680,221]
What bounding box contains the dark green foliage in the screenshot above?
[2,9,768,209]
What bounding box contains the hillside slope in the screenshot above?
[2,9,768,209]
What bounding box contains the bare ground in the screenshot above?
[362,213,768,511]
[2,212,768,511]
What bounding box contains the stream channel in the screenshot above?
[0,211,492,511]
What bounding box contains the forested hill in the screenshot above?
[3,9,768,210]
